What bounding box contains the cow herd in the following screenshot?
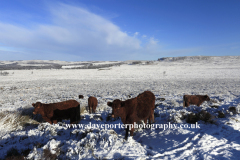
[32,91,210,140]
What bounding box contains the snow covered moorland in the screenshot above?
[0,56,240,159]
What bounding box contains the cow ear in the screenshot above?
[32,103,35,107]
[107,102,113,107]
[121,102,125,107]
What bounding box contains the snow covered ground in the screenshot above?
[0,56,240,159]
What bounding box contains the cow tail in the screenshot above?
[77,104,81,121]
[183,95,186,107]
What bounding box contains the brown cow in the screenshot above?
[79,95,84,99]
[183,95,210,107]
[32,100,80,124]
[88,96,98,113]
[107,91,155,140]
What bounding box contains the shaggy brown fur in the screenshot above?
[32,100,80,124]
[138,91,155,124]
[88,96,98,113]
[107,91,155,140]
[183,95,210,107]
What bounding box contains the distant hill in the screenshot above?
[158,56,240,62]
[1,56,240,70]
[0,60,123,70]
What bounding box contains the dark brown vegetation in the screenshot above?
[186,110,214,124]
[32,100,80,124]
[210,105,219,109]
[43,149,58,160]
[4,147,31,160]
[183,95,210,107]
[107,91,155,140]
[218,111,225,118]
[229,106,237,114]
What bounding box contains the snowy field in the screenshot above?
[1,56,240,159]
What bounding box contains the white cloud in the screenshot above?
[134,32,139,37]
[148,37,158,45]
[0,3,164,61]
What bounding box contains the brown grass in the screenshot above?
[0,111,39,132]
[80,106,86,114]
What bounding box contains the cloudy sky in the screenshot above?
[0,0,239,61]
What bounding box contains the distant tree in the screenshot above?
[0,71,9,76]
[131,61,142,65]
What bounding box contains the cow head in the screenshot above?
[204,95,210,101]
[79,95,84,99]
[32,102,43,115]
[107,99,124,118]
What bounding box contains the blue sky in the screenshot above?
[0,0,239,61]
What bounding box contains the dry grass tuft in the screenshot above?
[80,106,87,114]
[0,111,39,133]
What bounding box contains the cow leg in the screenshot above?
[148,117,151,125]
[53,119,58,124]
[51,117,58,124]
[74,112,78,124]
[77,105,80,121]
[151,111,154,123]
[48,120,53,125]
[93,106,96,113]
[144,118,147,124]
[43,117,53,124]
[125,126,129,140]
[198,102,204,107]
[70,114,77,124]
[185,101,190,107]
[89,106,91,114]
[151,100,155,123]
[130,125,134,137]
[48,120,53,124]
[77,113,80,121]
[141,119,146,129]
